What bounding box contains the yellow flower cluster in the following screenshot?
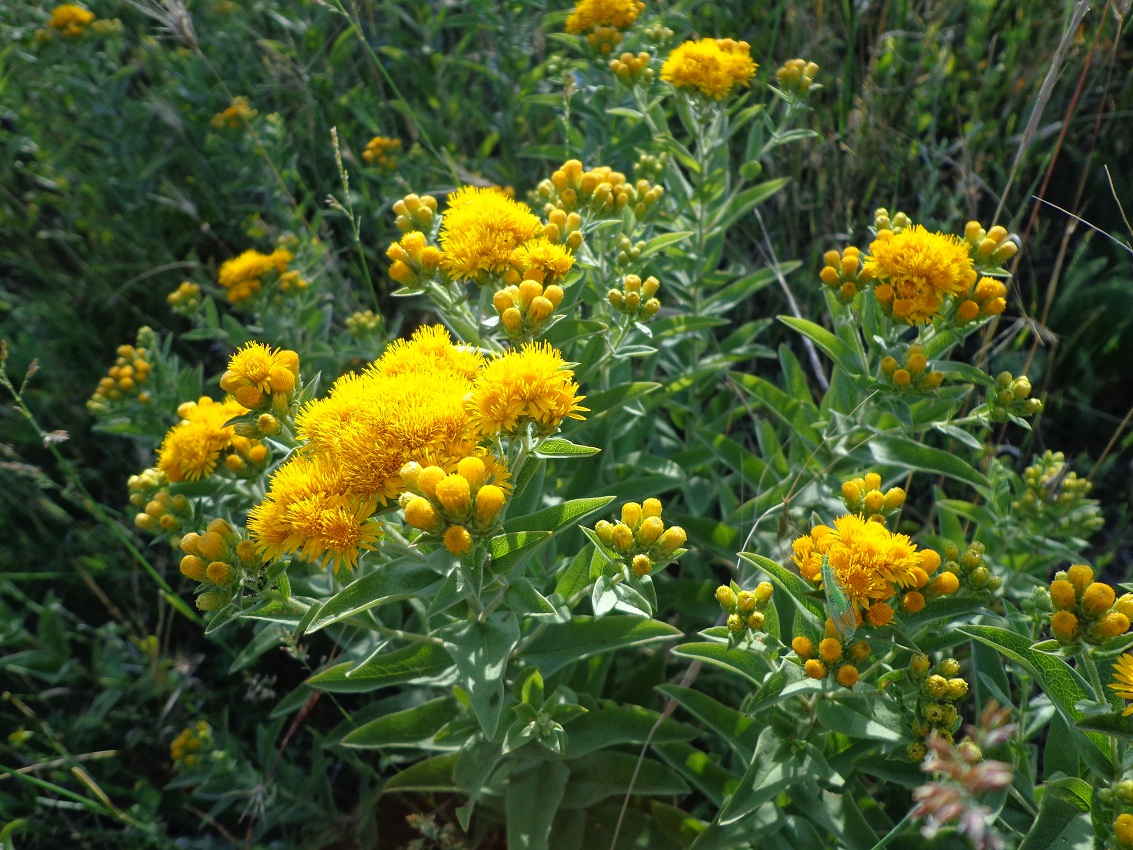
[87,341,153,413]
[167,281,201,315]
[608,273,660,321]
[465,341,588,438]
[936,541,1001,593]
[393,193,438,234]
[170,721,211,769]
[792,626,871,688]
[565,0,645,34]
[907,654,969,753]
[48,4,94,37]
[963,221,1019,269]
[437,187,550,286]
[775,58,820,95]
[399,454,511,555]
[217,248,297,304]
[716,582,773,637]
[388,231,443,289]
[157,396,268,483]
[987,371,1042,422]
[220,342,300,415]
[839,471,905,520]
[345,309,382,338]
[864,226,978,324]
[609,51,654,86]
[594,499,687,577]
[1048,564,1131,646]
[211,96,257,129]
[881,344,944,393]
[493,279,565,342]
[128,468,192,536]
[362,135,400,169]
[793,514,953,628]
[956,277,1007,322]
[660,38,757,100]
[819,246,873,304]
[248,326,586,571]
[179,518,263,609]
[536,160,663,221]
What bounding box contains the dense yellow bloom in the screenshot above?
[157,397,251,482]
[373,324,483,381]
[792,514,942,617]
[49,4,94,36]
[864,226,977,324]
[565,0,644,32]
[439,187,545,285]
[362,135,400,169]
[295,327,479,503]
[660,38,757,99]
[217,248,292,303]
[466,341,588,437]
[1110,653,1133,716]
[247,456,381,573]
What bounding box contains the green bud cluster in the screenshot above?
[1012,450,1103,540]
[716,581,774,640]
[941,540,1002,594]
[907,654,968,759]
[987,371,1043,422]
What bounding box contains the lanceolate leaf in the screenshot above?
[518,616,682,676]
[442,612,521,739]
[307,643,453,693]
[342,696,460,749]
[305,559,442,634]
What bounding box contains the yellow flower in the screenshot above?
[565,0,644,33]
[465,341,588,437]
[49,4,94,36]
[217,248,292,304]
[439,187,545,285]
[863,226,977,324]
[373,324,483,381]
[362,135,401,169]
[792,514,939,617]
[510,239,575,283]
[246,456,381,573]
[156,397,249,482]
[660,38,757,100]
[1110,653,1133,716]
[220,342,300,404]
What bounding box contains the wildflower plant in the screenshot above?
[8,0,1131,845]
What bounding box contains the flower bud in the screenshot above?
[196,591,229,611]
[1066,564,1094,593]
[819,637,843,664]
[747,612,765,631]
[405,497,444,533]
[656,526,686,557]
[736,590,756,614]
[180,555,208,582]
[595,520,615,546]
[754,581,773,604]
[1081,582,1116,618]
[611,523,634,553]
[636,515,664,546]
[631,554,653,576]
[792,635,815,659]
[1050,610,1079,643]
[621,502,642,529]
[804,659,827,679]
[727,613,745,634]
[416,466,446,500]
[443,525,474,556]
[910,653,930,679]
[1093,612,1130,640]
[206,561,236,585]
[474,485,506,527]
[836,665,859,687]
[716,585,737,610]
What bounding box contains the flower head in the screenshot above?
[792,514,945,619]
[565,0,645,33]
[864,226,977,324]
[49,4,94,36]
[660,38,757,99]
[220,343,300,408]
[157,396,253,482]
[217,248,292,303]
[439,187,545,285]
[466,341,588,437]
[1110,654,1133,715]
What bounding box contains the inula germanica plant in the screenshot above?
[7,0,1131,846]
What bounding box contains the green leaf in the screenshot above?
[342,697,460,749]
[563,703,698,758]
[383,753,459,792]
[442,613,521,739]
[867,435,990,494]
[1017,792,1093,850]
[778,316,863,375]
[814,699,904,743]
[638,230,695,259]
[671,642,766,686]
[540,318,607,347]
[656,684,759,754]
[715,178,791,232]
[307,643,453,693]
[958,625,1109,762]
[717,728,800,825]
[519,616,682,676]
[554,545,597,600]
[729,372,820,444]
[559,752,690,808]
[1075,711,1133,742]
[536,438,601,458]
[504,496,615,536]
[738,553,825,627]
[507,761,570,850]
[489,531,553,575]
[305,560,442,634]
[653,742,741,806]
[504,577,560,619]
[577,382,661,422]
